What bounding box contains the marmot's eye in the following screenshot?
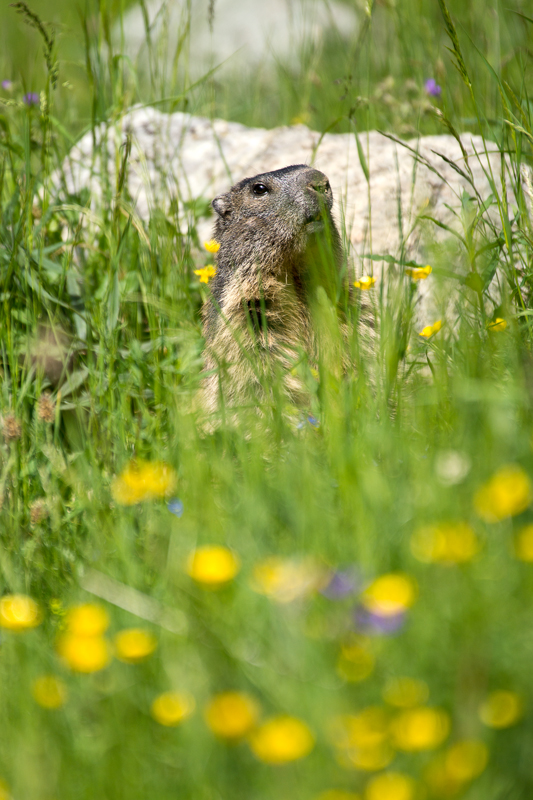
[252,183,269,196]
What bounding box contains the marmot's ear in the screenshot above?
[212,194,231,218]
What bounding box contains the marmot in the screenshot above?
[201,164,345,415]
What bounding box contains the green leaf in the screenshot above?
[417,215,467,246]
[59,367,90,398]
[351,119,369,183]
[463,272,483,293]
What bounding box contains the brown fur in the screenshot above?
[201,165,344,415]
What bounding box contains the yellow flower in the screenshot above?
[57,633,111,673]
[32,675,67,709]
[194,265,217,284]
[187,545,240,587]
[251,557,327,603]
[514,523,533,561]
[425,740,488,796]
[344,743,394,771]
[487,317,507,331]
[330,708,394,771]
[114,628,157,663]
[0,594,41,631]
[66,603,109,636]
[406,265,432,281]
[390,707,450,751]
[205,691,260,739]
[204,239,220,253]
[151,691,195,726]
[111,460,177,506]
[362,573,417,617]
[410,522,480,564]
[382,677,429,708]
[249,716,314,764]
[445,740,488,781]
[0,780,11,800]
[337,639,375,683]
[332,707,389,750]
[419,319,442,338]
[61,604,110,672]
[474,465,532,522]
[353,276,376,290]
[365,772,416,800]
[479,690,523,728]
[291,112,311,125]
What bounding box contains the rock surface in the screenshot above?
[58,106,519,325]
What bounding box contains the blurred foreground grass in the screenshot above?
[1,0,533,798]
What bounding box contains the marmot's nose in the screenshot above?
[307,175,330,194]
[307,175,329,194]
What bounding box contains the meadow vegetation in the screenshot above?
[1,0,533,798]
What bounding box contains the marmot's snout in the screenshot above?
[300,170,333,223]
[303,170,332,198]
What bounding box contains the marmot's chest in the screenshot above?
[220,272,310,347]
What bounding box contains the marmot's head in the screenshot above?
[212,165,334,253]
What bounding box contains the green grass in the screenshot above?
[1,0,533,798]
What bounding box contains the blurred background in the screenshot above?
[1,0,532,141]
[2,2,533,799]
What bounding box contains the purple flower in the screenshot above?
[425,78,442,98]
[321,568,361,600]
[354,605,406,635]
[297,414,320,430]
[1,80,13,91]
[23,92,40,107]
[167,498,184,518]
